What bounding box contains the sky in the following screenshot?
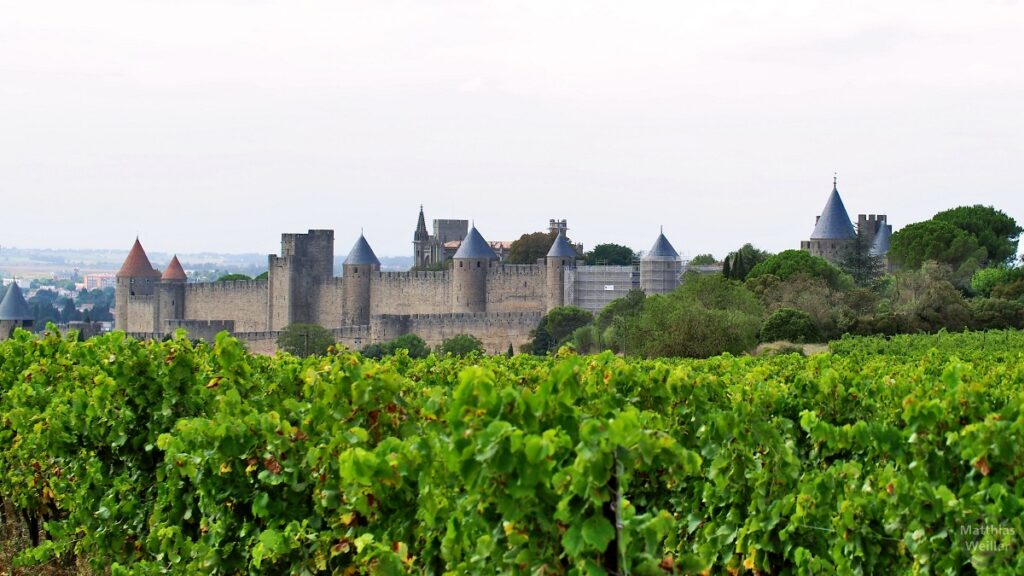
[1,0,1022,260]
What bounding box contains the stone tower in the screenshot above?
[0,282,33,340]
[452,226,497,313]
[115,238,162,332]
[342,234,380,326]
[800,178,857,263]
[267,230,334,330]
[640,229,682,294]
[546,230,576,311]
[156,255,187,333]
[413,205,431,269]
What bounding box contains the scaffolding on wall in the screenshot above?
[565,265,638,314]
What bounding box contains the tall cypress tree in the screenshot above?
[839,228,884,287]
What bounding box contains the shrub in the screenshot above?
[759,308,822,343]
[436,334,484,357]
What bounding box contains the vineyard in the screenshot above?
[1,328,1023,574]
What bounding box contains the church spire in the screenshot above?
[414,205,429,242]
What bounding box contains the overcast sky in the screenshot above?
[2,1,1022,260]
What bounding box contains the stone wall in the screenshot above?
[183,280,269,332]
[127,295,155,333]
[370,312,542,354]
[370,271,452,315]
[166,319,235,343]
[312,277,345,329]
[485,265,547,312]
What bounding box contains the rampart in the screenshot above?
[183,280,269,332]
[166,319,235,343]
[485,265,547,312]
[370,271,451,315]
[312,277,345,329]
[370,312,542,354]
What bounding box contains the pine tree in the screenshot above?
[722,257,732,279]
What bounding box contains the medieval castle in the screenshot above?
[0,179,892,348]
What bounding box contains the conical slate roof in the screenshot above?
[161,255,187,282]
[344,234,381,266]
[870,223,892,257]
[0,283,33,321]
[643,230,679,261]
[810,183,857,240]
[453,226,498,260]
[117,238,161,278]
[546,231,577,258]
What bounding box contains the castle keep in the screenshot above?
[113,215,683,353]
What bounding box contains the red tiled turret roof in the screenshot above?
[116,238,161,278]
[161,255,187,282]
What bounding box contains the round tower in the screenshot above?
[114,238,162,332]
[0,282,34,340]
[452,226,497,313]
[342,234,380,326]
[157,255,187,334]
[640,228,682,295]
[545,230,576,312]
[803,177,857,264]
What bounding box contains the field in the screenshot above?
[1,329,1022,574]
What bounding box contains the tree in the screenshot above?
[437,334,484,356]
[585,243,635,265]
[623,277,763,358]
[59,298,83,323]
[933,205,1022,265]
[888,220,985,272]
[838,229,884,288]
[759,308,822,343]
[254,271,269,280]
[528,306,593,355]
[689,254,717,265]
[277,323,335,357]
[507,232,557,264]
[747,273,853,340]
[596,289,646,331]
[747,250,849,289]
[722,244,770,280]
[890,262,972,332]
[217,273,253,282]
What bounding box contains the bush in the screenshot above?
[992,279,1024,301]
[968,298,1024,330]
[760,308,822,343]
[436,334,484,357]
[362,334,430,359]
[277,323,335,357]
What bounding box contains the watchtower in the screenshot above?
[114,238,162,331]
[156,255,187,333]
[452,226,497,313]
[342,234,380,326]
[640,229,682,294]
[0,282,33,340]
[546,230,576,311]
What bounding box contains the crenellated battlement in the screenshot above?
[376,270,450,282]
[489,264,544,277]
[185,280,268,293]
